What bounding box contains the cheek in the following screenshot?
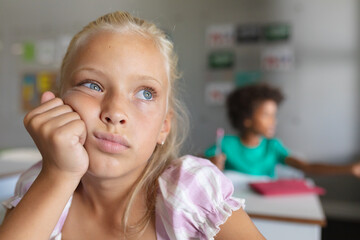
[133,105,165,136]
[62,91,99,121]
[261,119,271,128]
[254,118,267,131]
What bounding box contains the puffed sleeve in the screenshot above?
[1,161,72,240]
[156,155,245,240]
[2,161,42,209]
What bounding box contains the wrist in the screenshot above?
[38,167,82,190]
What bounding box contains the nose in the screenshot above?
[100,93,128,126]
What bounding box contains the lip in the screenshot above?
[94,132,130,154]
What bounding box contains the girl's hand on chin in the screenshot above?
[24,91,89,180]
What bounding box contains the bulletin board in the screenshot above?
[21,71,58,111]
[11,35,72,111]
[204,23,293,106]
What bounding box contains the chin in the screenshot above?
[85,151,124,177]
[264,132,275,138]
[87,161,119,178]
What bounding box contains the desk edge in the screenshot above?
[249,213,327,227]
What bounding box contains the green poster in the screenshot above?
[263,24,290,41]
[235,71,262,87]
[208,51,235,69]
[23,42,35,62]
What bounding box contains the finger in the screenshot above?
[24,102,72,129]
[41,91,56,104]
[41,112,82,132]
[24,97,66,125]
[39,104,75,121]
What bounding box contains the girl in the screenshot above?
[206,84,360,178]
[0,11,264,239]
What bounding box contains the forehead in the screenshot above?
[254,100,277,112]
[63,31,168,87]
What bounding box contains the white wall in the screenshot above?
[276,0,360,162]
[0,0,359,164]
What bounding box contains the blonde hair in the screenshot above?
[59,11,189,237]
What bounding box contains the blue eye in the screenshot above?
[136,89,153,100]
[82,82,102,92]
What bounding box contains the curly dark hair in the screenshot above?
[226,83,284,132]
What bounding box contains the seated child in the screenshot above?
[0,11,264,240]
[205,84,360,178]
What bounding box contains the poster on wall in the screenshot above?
[22,71,58,111]
[236,25,262,43]
[208,51,235,69]
[22,42,35,62]
[263,24,291,42]
[206,24,235,48]
[261,46,294,71]
[22,73,37,110]
[235,71,262,87]
[20,35,72,65]
[36,39,56,65]
[204,82,234,106]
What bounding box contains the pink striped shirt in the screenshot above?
[2,155,244,239]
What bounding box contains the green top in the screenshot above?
[205,135,290,178]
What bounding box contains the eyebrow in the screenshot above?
[70,67,106,79]
[71,67,163,87]
[134,74,163,87]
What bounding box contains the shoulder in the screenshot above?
[156,155,245,239]
[2,161,42,209]
[159,155,235,197]
[264,138,290,159]
[221,135,241,149]
[222,135,239,143]
[264,138,286,148]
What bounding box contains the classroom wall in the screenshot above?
[0,0,359,165]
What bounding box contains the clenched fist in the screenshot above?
[24,91,89,180]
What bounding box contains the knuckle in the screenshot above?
[38,121,51,136]
[24,111,39,128]
[72,119,85,129]
[23,112,32,126]
[26,114,40,130]
[64,104,74,112]
[53,97,64,105]
[70,112,81,119]
[59,104,72,113]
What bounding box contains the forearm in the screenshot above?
[286,157,352,175]
[209,154,226,171]
[303,163,352,175]
[0,170,80,240]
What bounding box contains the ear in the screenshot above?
[157,111,172,145]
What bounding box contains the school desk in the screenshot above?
[0,159,326,240]
[227,171,326,240]
[0,148,41,201]
[0,160,38,202]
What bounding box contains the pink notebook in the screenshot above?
[249,179,325,196]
